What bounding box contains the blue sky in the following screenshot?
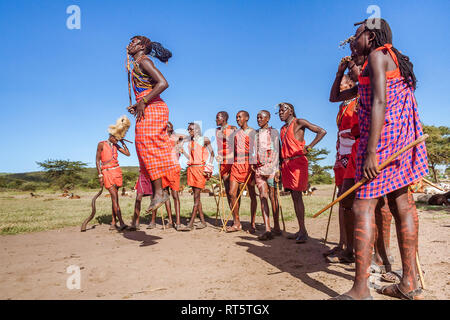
[1,0,449,173]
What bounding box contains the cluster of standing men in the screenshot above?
[95,17,430,300]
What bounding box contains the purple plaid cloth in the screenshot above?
[356,52,428,199]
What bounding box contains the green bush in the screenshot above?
[20,182,38,192]
[86,178,100,189]
[6,180,24,189]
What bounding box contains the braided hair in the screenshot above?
[131,36,172,63]
[354,19,417,90]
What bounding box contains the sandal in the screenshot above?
[380,270,403,283]
[258,231,274,241]
[248,226,256,234]
[295,233,309,244]
[323,246,343,257]
[271,229,282,236]
[117,224,129,232]
[165,222,173,229]
[381,270,425,284]
[226,225,242,233]
[175,224,192,232]
[195,222,207,230]
[109,224,118,231]
[287,232,299,240]
[146,222,157,229]
[329,294,373,300]
[326,252,355,264]
[377,284,423,300]
[146,192,170,213]
[370,263,392,274]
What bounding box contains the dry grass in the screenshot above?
[0,185,336,235]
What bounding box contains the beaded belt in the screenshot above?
[102,166,120,172]
[283,155,304,162]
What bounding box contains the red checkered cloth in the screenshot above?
[135,89,181,181]
[355,44,428,199]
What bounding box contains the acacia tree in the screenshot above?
[422,125,450,183]
[306,148,333,184]
[36,159,87,190]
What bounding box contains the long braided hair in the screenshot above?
[354,19,417,90]
[131,35,172,63]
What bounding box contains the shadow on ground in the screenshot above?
[235,230,354,298]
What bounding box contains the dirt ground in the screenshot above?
[0,193,449,300]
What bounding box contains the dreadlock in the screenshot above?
[131,36,172,63]
[354,19,417,90]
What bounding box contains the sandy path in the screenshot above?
[0,207,449,300]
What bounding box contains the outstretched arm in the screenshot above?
[297,119,327,152]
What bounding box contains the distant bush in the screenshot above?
[122,171,139,188]
[6,180,24,189]
[86,177,100,189]
[20,182,38,192]
[0,177,7,188]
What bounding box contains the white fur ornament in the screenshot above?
[108,115,131,140]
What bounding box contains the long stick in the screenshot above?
[160,207,166,230]
[416,252,426,290]
[323,184,338,245]
[81,187,104,232]
[127,53,132,107]
[275,180,286,232]
[422,178,446,192]
[221,173,252,232]
[313,134,429,218]
[215,172,225,226]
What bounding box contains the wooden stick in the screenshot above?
[313,134,429,218]
[215,172,225,226]
[220,175,226,226]
[127,53,132,107]
[213,183,221,226]
[122,138,134,144]
[416,252,426,290]
[81,187,103,232]
[160,207,166,230]
[422,177,446,192]
[221,173,252,232]
[323,184,338,245]
[275,180,286,232]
